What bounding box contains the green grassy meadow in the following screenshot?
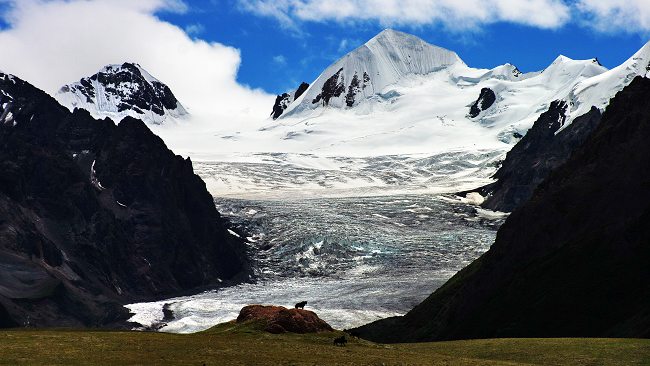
[0,322,648,365]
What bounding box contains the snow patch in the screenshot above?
[460,192,485,205]
[475,207,509,220]
[90,160,105,190]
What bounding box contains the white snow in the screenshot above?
[90,160,105,190]
[460,192,485,205]
[475,207,509,220]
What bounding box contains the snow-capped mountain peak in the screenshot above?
[536,55,607,91]
[364,28,464,69]
[56,62,188,125]
[485,63,523,80]
[281,29,464,116]
[557,41,650,132]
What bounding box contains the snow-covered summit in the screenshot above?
[539,56,605,86]
[560,40,650,131]
[481,63,523,81]
[56,63,188,125]
[282,29,464,115]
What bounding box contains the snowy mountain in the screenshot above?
[56,63,188,125]
[274,29,650,138]
[469,43,650,212]
[279,29,607,133]
[245,29,610,157]
[283,29,464,115]
[278,29,608,130]
[151,30,650,198]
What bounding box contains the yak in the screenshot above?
[333,335,347,346]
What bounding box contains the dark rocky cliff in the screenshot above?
[271,82,309,120]
[476,100,602,212]
[352,76,650,342]
[0,72,248,327]
[468,87,496,118]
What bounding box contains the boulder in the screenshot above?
[237,305,333,334]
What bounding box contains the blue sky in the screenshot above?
[156,1,650,94]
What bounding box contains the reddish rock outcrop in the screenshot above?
[237,305,333,334]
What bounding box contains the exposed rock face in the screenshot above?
[345,72,370,107]
[237,305,333,334]
[352,76,650,342]
[0,71,248,327]
[56,63,188,125]
[476,101,602,212]
[468,88,496,118]
[312,68,345,106]
[294,82,310,101]
[271,82,309,119]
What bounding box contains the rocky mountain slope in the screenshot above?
[352,76,650,341]
[56,63,187,125]
[271,82,309,119]
[472,42,650,212]
[472,103,602,212]
[0,71,248,327]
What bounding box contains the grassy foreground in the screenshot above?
[0,322,648,365]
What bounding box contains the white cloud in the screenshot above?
[238,0,571,31]
[272,55,287,65]
[576,0,650,33]
[184,23,205,35]
[237,0,305,35]
[0,0,273,124]
[338,39,349,53]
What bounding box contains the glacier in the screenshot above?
[126,30,650,334]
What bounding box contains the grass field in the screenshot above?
[0,322,648,365]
